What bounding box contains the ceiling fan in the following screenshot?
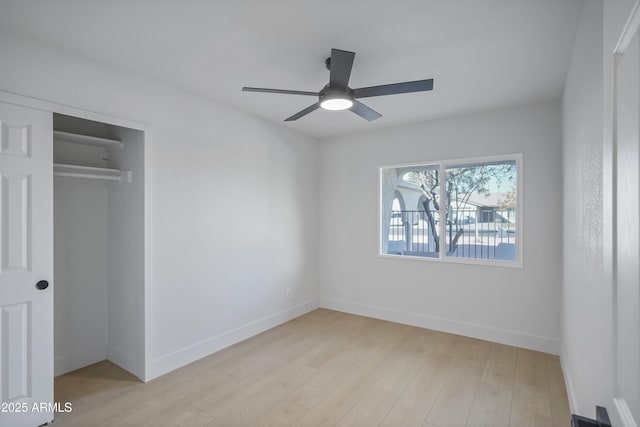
[242,48,434,122]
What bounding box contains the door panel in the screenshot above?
[0,123,31,157]
[1,303,30,401]
[0,103,52,427]
[2,174,31,271]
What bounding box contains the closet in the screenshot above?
[53,113,145,379]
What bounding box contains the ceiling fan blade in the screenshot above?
[284,103,320,121]
[353,79,434,99]
[242,87,319,96]
[350,101,382,121]
[329,49,355,88]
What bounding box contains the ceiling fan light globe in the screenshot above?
[320,98,353,111]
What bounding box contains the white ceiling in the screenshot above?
[0,1,584,139]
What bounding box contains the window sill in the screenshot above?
[378,252,523,269]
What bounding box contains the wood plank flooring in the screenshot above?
[53,309,570,427]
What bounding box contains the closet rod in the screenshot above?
[54,172,122,181]
[53,163,131,182]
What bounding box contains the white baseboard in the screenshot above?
[108,345,143,380]
[147,300,318,381]
[560,355,579,413]
[318,298,560,354]
[561,354,637,427]
[54,344,108,376]
[614,398,638,427]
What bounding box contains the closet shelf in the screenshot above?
[54,163,131,182]
[53,130,123,149]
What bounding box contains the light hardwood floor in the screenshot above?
[53,309,570,426]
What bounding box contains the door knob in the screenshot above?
[36,280,49,290]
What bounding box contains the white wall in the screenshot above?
[107,126,145,378]
[562,1,640,426]
[317,100,563,354]
[561,0,609,418]
[0,32,319,380]
[53,178,109,375]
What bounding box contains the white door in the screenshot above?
[0,102,53,427]
[614,10,640,425]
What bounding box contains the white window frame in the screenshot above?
[379,153,523,268]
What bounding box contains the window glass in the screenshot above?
[380,155,520,266]
[444,161,517,261]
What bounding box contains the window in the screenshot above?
[380,154,522,266]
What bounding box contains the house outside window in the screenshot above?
[380,154,522,267]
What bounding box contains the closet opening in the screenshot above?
[53,113,145,380]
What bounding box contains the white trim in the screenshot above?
[560,355,579,413]
[318,298,559,355]
[143,129,153,381]
[147,300,318,381]
[0,89,152,381]
[614,398,638,427]
[614,0,640,54]
[378,153,522,171]
[379,153,523,268]
[54,344,108,377]
[378,252,523,269]
[108,345,138,377]
[439,163,446,259]
[0,90,148,131]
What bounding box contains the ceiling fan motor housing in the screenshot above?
[319,84,354,104]
[319,84,354,110]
